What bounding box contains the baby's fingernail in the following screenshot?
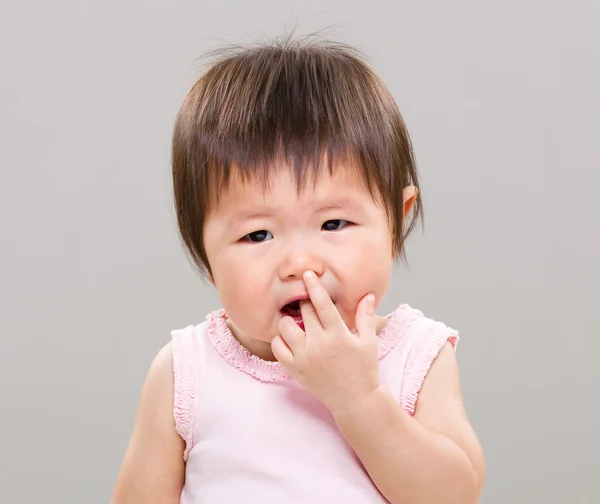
[303,270,315,280]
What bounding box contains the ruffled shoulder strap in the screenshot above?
[399,315,459,416]
[171,325,197,461]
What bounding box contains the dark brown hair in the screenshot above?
[172,34,422,278]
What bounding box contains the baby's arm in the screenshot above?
[334,343,485,504]
[111,343,185,504]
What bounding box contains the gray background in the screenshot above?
[1,1,598,503]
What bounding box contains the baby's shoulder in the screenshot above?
[143,341,176,408]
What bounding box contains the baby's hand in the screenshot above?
[272,270,380,416]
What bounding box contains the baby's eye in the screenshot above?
[322,219,349,232]
[244,230,273,243]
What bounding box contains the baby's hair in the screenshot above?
[172,33,422,278]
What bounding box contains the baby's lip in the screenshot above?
[279,294,337,312]
[279,294,310,311]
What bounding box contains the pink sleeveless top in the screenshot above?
[171,304,458,503]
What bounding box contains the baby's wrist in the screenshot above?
[329,384,387,422]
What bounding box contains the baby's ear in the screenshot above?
[207,272,215,285]
[402,185,418,221]
[390,186,419,260]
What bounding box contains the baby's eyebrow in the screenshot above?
[225,210,273,229]
[315,198,365,214]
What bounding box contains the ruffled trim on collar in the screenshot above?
[206,304,421,383]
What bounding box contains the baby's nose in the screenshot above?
[277,248,325,280]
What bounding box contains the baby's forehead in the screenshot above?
[215,163,374,205]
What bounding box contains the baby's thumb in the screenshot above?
[355,293,376,338]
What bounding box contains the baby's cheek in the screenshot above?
[355,258,392,302]
[223,261,272,306]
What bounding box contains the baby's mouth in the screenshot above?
[281,299,302,318]
[280,299,306,330]
[279,298,337,330]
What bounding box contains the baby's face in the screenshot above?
[203,165,395,361]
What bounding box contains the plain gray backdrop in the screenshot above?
[1,1,598,503]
